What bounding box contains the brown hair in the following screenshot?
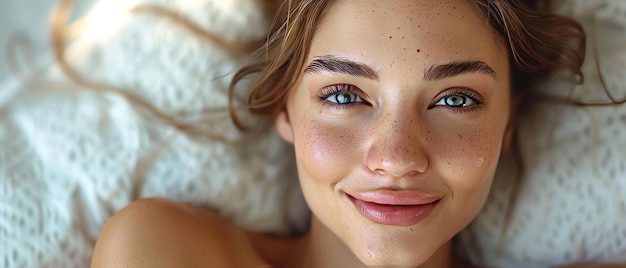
[227,0,333,130]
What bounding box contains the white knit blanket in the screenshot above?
[0,0,625,267]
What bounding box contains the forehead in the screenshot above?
[310,0,507,77]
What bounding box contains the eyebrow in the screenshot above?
[424,61,496,81]
[304,55,379,81]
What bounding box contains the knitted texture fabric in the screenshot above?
[0,0,625,267]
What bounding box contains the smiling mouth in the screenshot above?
[348,194,440,226]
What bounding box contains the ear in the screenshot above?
[275,109,294,143]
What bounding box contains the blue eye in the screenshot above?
[433,88,484,110]
[435,94,475,107]
[317,84,365,105]
[327,92,362,104]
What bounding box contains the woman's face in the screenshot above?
[276,0,513,266]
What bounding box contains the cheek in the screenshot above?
[292,117,363,184]
[428,120,503,210]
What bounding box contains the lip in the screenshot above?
[347,191,441,226]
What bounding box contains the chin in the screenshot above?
[350,240,440,267]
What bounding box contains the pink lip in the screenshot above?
[347,191,441,226]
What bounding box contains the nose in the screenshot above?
[365,112,429,177]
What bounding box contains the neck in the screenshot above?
[298,217,452,268]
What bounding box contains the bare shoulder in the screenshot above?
[91,198,267,268]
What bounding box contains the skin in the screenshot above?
[275,0,512,266]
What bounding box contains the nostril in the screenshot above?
[372,168,386,175]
